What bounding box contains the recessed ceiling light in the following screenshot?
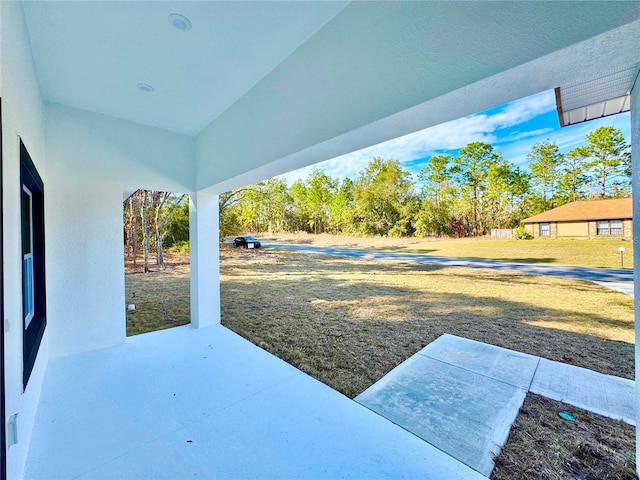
[137,83,154,93]
[168,13,191,31]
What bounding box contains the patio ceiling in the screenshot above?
[20,2,640,192]
[22,2,640,137]
[21,1,349,136]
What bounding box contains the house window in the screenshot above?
[22,186,34,327]
[610,220,623,235]
[597,220,623,236]
[597,221,609,235]
[20,140,46,388]
[539,223,550,237]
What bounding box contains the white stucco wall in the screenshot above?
[189,192,220,328]
[45,103,196,193]
[1,2,48,478]
[44,175,127,357]
[631,75,640,474]
[2,6,199,474]
[44,103,196,358]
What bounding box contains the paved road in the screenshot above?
[265,243,635,296]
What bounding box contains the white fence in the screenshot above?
[490,229,513,239]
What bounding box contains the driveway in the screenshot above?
[264,243,635,297]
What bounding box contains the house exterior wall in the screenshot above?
[44,104,196,358]
[557,221,589,238]
[623,219,632,240]
[528,222,556,239]
[523,224,534,237]
[630,69,640,475]
[1,2,49,477]
[45,103,196,193]
[524,220,632,240]
[1,8,200,474]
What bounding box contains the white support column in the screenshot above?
[189,192,221,328]
[631,82,640,474]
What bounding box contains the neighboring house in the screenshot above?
[1,2,639,479]
[521,198,633,239]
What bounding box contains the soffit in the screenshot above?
[556,64,639,127]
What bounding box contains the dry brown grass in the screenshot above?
[492,394,636,480]
[125,253,191,336]
[220,249,634,397]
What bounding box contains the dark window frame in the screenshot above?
[20,140,46,389]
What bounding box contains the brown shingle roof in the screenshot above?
[521,198,632,223]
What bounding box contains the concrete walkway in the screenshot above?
[265,243,635,297]
[25,325,485,480]
[356,334,635,478]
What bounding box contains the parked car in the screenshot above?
[233,235,261,249]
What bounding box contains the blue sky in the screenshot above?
[278,89,631,185]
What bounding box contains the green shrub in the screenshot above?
[166,240,190,253]
[513,226,533,240]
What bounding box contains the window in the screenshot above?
[20,140,46,388]
[539,222,550,237]
[597,221,609,235]
[597,220,623,236]
[610,220,623,235]
[22,186,34,327]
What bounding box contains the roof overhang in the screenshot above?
[555,63,639,127]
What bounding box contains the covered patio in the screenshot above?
[23,324,483,479]
[2,1,640,479]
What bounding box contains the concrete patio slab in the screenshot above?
[25,325,485,480]
[355,333,636,478]
[418,334,540,390]
[529,358,636,425]
[356,354,527,477]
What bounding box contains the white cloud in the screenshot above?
[501,128,555,143]
[487,90,556,129]
[278,89,630,183]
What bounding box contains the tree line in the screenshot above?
[124,191,189,271]
[220,126,630,239]
[122,125,630,261]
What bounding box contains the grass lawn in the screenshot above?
[125,254,191,336]
[220,248,634,392]
[124,248,636,478]
[264,232,634,269]
[493,394,636,480]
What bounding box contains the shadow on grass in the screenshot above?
[489,257,556,264]
[221,256,634,399]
